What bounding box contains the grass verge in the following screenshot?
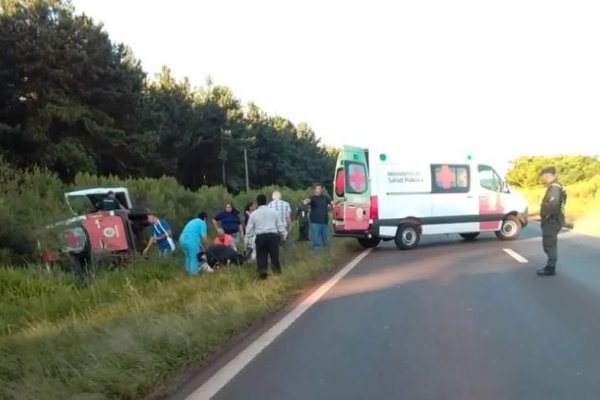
[0,237,361,400]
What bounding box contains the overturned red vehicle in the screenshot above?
[40,188,150,270]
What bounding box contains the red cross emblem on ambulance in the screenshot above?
[348,164,366,192]
[436,165,455,189]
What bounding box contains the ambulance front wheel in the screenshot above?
[358,237,381,248]
[395,224,421,250]
[495,215,522,240]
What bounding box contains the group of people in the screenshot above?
[142,183,334,279]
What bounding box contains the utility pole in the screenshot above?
[244,147,250,192]
[221,148,226,185]
[219,129,230,186]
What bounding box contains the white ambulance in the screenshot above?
[331,145,529,249]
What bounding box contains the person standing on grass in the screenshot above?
[142,213,175,257]
[212,203,244,245]
[268,191,292,243]
[296,196,310,241]
[303,183,333,253]
[243,202,256,230]
[245,194,287,280]
[243,202,257,259]
[179,212,209,275]
[537,166,567,276]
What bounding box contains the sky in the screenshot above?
[73,0,600,173]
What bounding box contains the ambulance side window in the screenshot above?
[345,162,368,194]
[478,165,502,192]
[431,164,470,193]
[335,168,345,196]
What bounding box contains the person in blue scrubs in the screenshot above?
[179,212,208,274]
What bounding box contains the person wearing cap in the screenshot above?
[537,166,567,276]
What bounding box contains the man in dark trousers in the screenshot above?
[296,197,310,241]
[245,194,287,280]
[537,166,567,276]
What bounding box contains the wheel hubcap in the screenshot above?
[502,221,517,236]
[402,228,417,245]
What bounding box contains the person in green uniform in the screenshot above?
[537,166,567,276]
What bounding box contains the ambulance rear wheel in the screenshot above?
[495,215,521,240]
[358,237,381,248]
[395,224,420,250]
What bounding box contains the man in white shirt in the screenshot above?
[246,194,287,279]
[268,191,292,234]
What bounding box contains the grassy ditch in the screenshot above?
[0,237,361,400]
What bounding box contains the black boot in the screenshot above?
[536,266,556,276]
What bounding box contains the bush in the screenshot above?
[0,160,68,264]
[507,154,600,188]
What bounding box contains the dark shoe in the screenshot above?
[258,272,268,280]
[536,267,556,276]
[273,269,282,275]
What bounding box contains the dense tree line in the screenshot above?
[507,155,600,187]
[0,0,337,191]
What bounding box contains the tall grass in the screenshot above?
[0,237,361,400]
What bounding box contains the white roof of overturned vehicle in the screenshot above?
[65,187,129,197]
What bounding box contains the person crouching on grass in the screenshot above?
[245,194,287,280]
[142,213,175,257]
[214,227,236,251]
[178,212,209,275]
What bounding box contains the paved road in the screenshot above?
[183,224,600,400]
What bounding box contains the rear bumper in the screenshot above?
[333,230,370,238]
[333,223,376,238]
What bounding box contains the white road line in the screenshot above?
[503,248,528,263]
[186,248,373,400]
